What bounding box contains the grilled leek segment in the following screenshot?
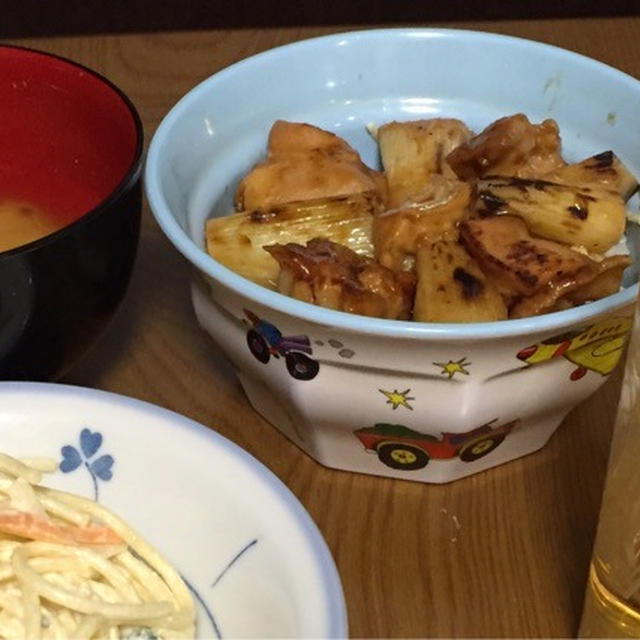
[414,239,507,322]
[543,150,639,201]
[205,192,379,288]
[473,176,627,253]
[377,118,472,206]
[374,176,471,271]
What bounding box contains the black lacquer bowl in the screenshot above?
[0,46,143,379]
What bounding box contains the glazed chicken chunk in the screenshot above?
[234,120,387,210]
[264,238,415,320]
[447,113,565,180]
[459,215,630,316]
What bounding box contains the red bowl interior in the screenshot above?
[0,46,139,226]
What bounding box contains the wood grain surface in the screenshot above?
[4,16,638,637]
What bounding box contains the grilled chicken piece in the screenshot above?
[373,175,471,271]
[459,215,586,298]
[377,118,472,206]
[459,215,630,315]
[264,238,415,320]
[266,120,359,159]
[510,254,629,317]
[234,121,387,210]
[447,114,565,180]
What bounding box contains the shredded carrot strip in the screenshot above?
[0,509,122,545]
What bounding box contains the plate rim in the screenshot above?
[0,380,348,638]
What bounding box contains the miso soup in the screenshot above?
[0,201,63,252]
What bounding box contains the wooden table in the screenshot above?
[5,16,639,637]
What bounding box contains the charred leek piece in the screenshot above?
[205,192,379,288]
[474,176,627,253]
[543,151,639,201]
[377,118,472,207]
[413,239,507,323]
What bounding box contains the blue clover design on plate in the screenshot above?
[59,428,114,501]
[57,427,259,639]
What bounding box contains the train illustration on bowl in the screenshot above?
[354,419,519,470]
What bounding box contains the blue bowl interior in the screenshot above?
[146,29,640,340]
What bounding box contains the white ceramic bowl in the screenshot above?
[145,29,640,483]
[0,382,346,637]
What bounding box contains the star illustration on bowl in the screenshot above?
[434,357,472,379]
[379,388,414,410]
[59,428,114,501]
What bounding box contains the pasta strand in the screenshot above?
[0,453,196,639]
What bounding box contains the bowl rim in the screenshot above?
[0,380,348,638]
[145,27,640,341]
[0,44,144,261]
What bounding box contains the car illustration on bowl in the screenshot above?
[244,309,320,381]
[354,419,519,470]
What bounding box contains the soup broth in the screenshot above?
[0,201,63,252]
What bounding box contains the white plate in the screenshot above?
[0,382,347,638]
